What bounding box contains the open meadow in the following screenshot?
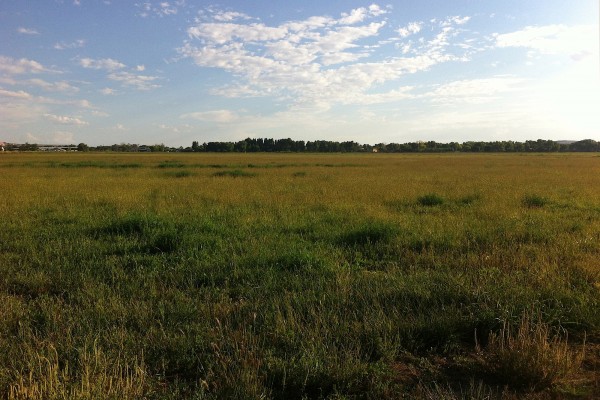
[1,152,599,399]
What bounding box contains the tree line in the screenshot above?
[5,138,600,153]
[185,138,600,153]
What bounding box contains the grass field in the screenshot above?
[1,152,599,399]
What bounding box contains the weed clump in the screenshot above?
[522,194,549,208]
[417,193,445,206]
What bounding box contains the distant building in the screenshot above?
[0,141,5,151]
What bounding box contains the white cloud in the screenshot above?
[158,123,193,133]
[158,2,177,15]
[179,5,475,112]
[79,57,126,71]
[187,23,288,44]
[181,110,239,123]
[425,76,524,104]
[0,56,47,74]
[77,58,159,90]
[44,114,89,126]
[495,24,597,58]
[27,78,79,92]
[397,22,422,38]
[339,7,370,25]
[136,1,184,17]
[0,88,32,100]
[18,27,40,35]
[100,87,117,95]
[91,110,110,117]
[443,16,471,26]
[108,71,161,90]
[54,39,86,50]
[213,11,252,22]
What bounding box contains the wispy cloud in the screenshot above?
[181,110,239,123]
[54,39,86,50]
[136,1,185,18]
[213,11,252,22]
[79,57,126,71]
[157,123,194,133]
[0,88,33,100]
[77,58,160,90]
[107,71,161,90]
[18,27,40,35]
[26,78,79,92]
[100,87,117,95]
[44,113,89,126]
[495,24,597,59]
[425,76,524,105]
[0,56,48,74]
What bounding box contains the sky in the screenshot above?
[1,1,599,147]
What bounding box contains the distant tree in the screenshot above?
[234,140,248,152]
[77,143,89,152]
[569,139,599,152]
[274,138,294,152]
[20,142,38,151]
[151,143,166,152]
[340,141,360,152]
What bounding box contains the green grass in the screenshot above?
[0,152,598,399]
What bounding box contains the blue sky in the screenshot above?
[1,1,598,146]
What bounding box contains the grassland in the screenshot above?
[1,152,598,399]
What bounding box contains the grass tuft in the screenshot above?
[102,213,163,236]
[164,170,193,178]
[213,169,257,178]
[522,194,549,208]
[8,342,149,400]
[417,193,445,206]
[339,221,398,247]
[157,160,186,168]
[483,310,584,390]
